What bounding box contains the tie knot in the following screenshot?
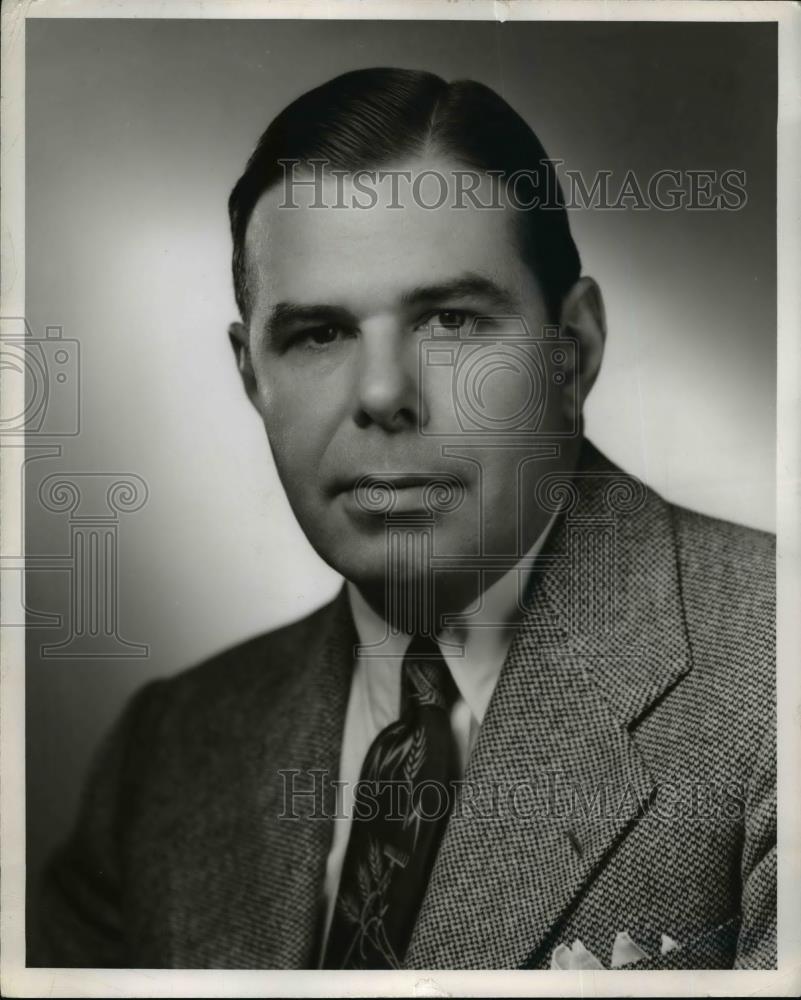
[401,635,459,714]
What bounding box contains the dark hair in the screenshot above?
[228,67,580,322]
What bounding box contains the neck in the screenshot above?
[354,569,501,634]
[353,515,559,635]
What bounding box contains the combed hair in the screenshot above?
[228,67,580,321]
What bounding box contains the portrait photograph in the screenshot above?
[1,1,799,997]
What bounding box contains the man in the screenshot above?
[34,68,775,971]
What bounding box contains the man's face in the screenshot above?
[237,157,581,605]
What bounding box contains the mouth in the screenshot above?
[333,472,454,494]
[335,472,467,517]
[357,473,435,489]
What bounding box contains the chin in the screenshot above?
[322,537,438,594]
[305,528,389,586]
[303,504,481,587]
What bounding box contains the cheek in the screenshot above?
[261,393,316,471]
[255,362,344,469]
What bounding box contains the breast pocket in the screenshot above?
[623,916,741,970]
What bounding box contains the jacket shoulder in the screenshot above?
[156,594,342,707]
[671,504,775,576]
[670,504,775,619]
[121,595,343,754]
[669,503,775,703]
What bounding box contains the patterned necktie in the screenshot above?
[323,634,460,969]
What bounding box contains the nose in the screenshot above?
[353,320,427,432]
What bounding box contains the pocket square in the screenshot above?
[550,939,605,970]
[610,930,649,968]
[551,930,682,970]
[660,933,680,955]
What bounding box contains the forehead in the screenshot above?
[243,156,533,317]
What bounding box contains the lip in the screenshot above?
[331,472,449,496]
[357,474,436,490]
[335,472,468,521]
[340,485,432,520]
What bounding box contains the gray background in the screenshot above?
[24,18,776,936]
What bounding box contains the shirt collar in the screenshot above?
[347,512,558,725]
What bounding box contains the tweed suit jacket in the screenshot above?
[33,441,776,970]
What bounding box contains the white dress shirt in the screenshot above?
[319,518,556,956]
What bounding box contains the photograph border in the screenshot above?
[2,1,799,996]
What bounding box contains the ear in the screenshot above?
[557,276,606,419]
[228,321,261,411]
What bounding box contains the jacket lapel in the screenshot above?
[257,589,357,967]
[404,444,693,969]
[174,588,356,969]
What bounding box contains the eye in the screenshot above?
[416,309,472,332]
[297,324,347,349]
[437,310,468,329]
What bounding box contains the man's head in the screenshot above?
[228,68,606,617]
[229,68,582,325]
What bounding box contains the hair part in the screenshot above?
[228,67,581,323]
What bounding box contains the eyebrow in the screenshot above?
[399,274,517,312]
[265,303,357,342]
[264,272,517,341]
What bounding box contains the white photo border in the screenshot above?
[2,1,799,996]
